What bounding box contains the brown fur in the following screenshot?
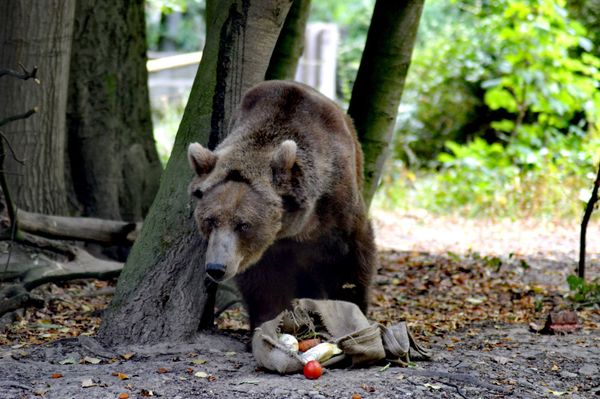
[188,81,376,329]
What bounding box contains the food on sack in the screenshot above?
[300,343,342,363]
[303,360,323,379]
[278,334,299,351]
[298,338,321,352]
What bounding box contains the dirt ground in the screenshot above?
[1,211,599,398]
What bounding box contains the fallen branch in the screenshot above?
[22,247,123,290]
[0,243,123,317]
[15,209,140,244]
[0,284,43,316]
[578,162,600,279]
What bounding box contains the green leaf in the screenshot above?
[484,88,518,112]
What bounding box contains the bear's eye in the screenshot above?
[191,188,203,199]
[204,217,218,229]
[235,222,251,233]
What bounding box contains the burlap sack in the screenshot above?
[252,298,431,374]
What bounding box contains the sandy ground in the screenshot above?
[1,211,599,398]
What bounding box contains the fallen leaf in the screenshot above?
[157,367,169,374]
[424,383,442,390]
[81,378,96,388]
[207,375,217,382]
[551,364,560,371]
[194,371,208,378]
[51,373,63,379]
[548,389,567,396]
[118,393,129,399]
[82,356,101,364]
[59,357,76,365]
[111,372,129,380]
[351,394,362,399]
[121,353,135,360]
[492,356,510,365]
[191,359,207,365]
[224,351,236,357]
[361,384,376,393]
[140,389,154,397]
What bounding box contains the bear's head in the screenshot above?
[187,140,297,282]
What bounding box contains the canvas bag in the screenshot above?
[252,298,432,374]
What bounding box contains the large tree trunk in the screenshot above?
[66,0,162,221]
[347,0,424,207]
[265,0,312,80]
[0,0,75,215]
[98,0,292,346]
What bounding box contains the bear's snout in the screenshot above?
[206,262,227,282]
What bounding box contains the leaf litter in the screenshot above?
[0,213,599,398]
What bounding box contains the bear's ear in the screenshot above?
[271,140,297,172]
[188,143,217,176]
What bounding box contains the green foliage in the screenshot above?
[567,275,600,306]
[146,0,205,52]
[381,0,600,219]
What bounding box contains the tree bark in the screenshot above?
[347,0,424,207]
[66,0,162,221]
[265,0,312,80]
[0,0,75,215]
[98,0,292,346]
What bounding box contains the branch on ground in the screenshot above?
[0,245,123,317]
[14,209,141,244]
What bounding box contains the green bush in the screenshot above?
[380,0,600,219]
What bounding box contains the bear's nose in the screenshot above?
[206,263,226,281]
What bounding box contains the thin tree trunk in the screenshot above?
[347,0,424,207]
[98,0,292,346]
[66,0,162,221]
[578,163,600,279]
[0,0,75,215]
[265,0,312,80]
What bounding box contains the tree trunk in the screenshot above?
[347,0,424,207]
[265,0,312,80]
[66,0,162,221]
[98,0,292,346]
[0,0,75,215]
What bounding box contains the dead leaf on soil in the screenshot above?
[118,393,129,399]
[191,358,207,365]
[424,383,442,390]
[140,389,155,397]
[82,356,101,364]
[50,373,63,379]
[157,367,169,374]
[194,371,208,378]
[361,383,376,393]
[120,352,135,360]
[492,356,510,365]
[111,372,129,380]
[81,378,96,388]
[59,357,76,365]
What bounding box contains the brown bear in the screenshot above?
[188,80,376,330]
